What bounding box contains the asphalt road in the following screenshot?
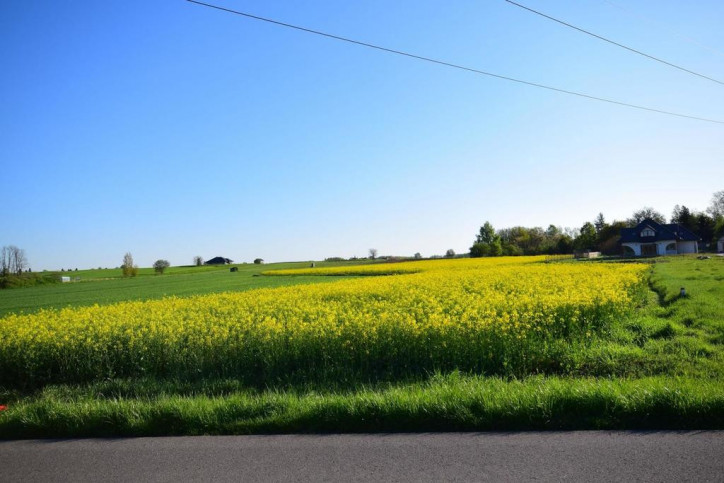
[1,431,723,482]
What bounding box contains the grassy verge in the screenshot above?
[1,374,722,438]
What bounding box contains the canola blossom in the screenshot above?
[0,257,648,386]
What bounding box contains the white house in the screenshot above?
[620,219,699,257]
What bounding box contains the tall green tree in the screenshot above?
[695,213,716,245]
[594,213,607,234]
[470,221,501,257]
[627,207,666,226]
[707,190,724,218]
[476,222,497,245]
[574,222,597,251]
[671,205,696,232]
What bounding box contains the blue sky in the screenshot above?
[2,0,723,270]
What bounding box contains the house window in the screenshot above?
[641,228,655,237]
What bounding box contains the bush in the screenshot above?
[0,273,60,289]
[121,253,138,278]
[153,260,170,275]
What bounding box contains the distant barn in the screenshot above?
[205,256,233,265]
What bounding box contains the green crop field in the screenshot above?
[0,260,372,317]
[0,255,722,437]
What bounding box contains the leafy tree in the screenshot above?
[707,190,724,219]
[476,222,497,245]
[574,222,597,251]
[471,221,502,257]
[498,226,547,255]
[489,238,503,256]
[253,258,264,264]
[545,225,560,238]
[555,236,573,255]
[695,213,716,245]
[594,213,607,234]
[671,205,697,231]
[597,220,627,255]
[470,242,490,258]
[121,252,138,277]
[193,256,204,267]
[369,248,378,260]
[445,249,455,258]
[413,252,422,259]
[472,240,503,257]
[153,259,170,274]
[714,217,724,239]
[501,242,523,256]
[627,207,665,226]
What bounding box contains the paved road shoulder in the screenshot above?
[2,431,722,482]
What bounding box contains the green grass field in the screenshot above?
[0,255,722,437]
[0,261,372,317]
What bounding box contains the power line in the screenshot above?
[505,0,724,86]
[601,0,724,59]
[186,0,724,125]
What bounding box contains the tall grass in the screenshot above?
[2,374,722,438]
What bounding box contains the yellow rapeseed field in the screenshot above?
[0,257,647,386]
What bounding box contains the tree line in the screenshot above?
[471,190,724,257]
[0,245,27,276]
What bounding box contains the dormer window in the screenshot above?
[641,228,655,237]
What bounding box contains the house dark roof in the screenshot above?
[204,256,232,265]
[620,219,700,244]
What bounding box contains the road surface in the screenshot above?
[1,431,722,482]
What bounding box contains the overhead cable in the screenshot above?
[505,0,724,86]
[601,0,724,59]
[186,0,724,125]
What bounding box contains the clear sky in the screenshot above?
[2,0,723,270]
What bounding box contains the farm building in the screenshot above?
[204,256,233,265]
[620,219,699,257]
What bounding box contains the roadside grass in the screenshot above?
[1,375,722,438]
[0,261,368,317]
[0,255,722,436]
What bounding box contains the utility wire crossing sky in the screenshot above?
[505,0,724,86]
[187,0,724,124]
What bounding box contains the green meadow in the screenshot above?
[0,261,367,317]
[0,255,723,437]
